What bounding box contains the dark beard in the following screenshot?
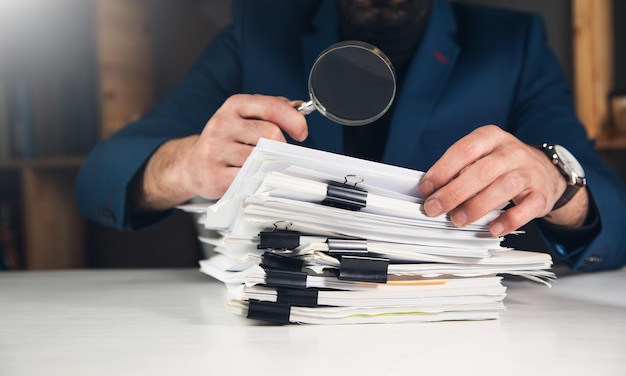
[336,0,433,36]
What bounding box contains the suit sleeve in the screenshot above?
[510,15,626,271]
[74,19,243,230]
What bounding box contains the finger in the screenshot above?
[289,100,305,108]
[449,170,527,227]
[419,125,506,196]
[203,166,241,198]
[231,94,308,142]
[204,106,289,146]
[219,142,255,167]
[423,151,511,217]
[233,119,288,146]
[489,191,547,236]
[195,142,250,199]
[199,136,254,168]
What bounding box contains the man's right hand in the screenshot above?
[135,94,308,211]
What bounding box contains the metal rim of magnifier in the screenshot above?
[307,40,397,126]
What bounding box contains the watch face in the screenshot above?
[554,145,585,178]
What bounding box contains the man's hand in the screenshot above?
[417,125,589,236]
[137,94,308,211]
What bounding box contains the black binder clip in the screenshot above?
[338,255,389,283]
[261,251,304,272]
[276,287,319,307]
[247,299,291,325]
[321,175,367,211]
[265,269,308,289]
[326,238,369,256]
[258,221,300,251]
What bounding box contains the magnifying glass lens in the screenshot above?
[310,44,395,125]
[299,41,396,126]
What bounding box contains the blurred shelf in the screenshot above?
[0,156,86,270]
[595,133,626,150]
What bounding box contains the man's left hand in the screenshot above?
[418,125,589,236]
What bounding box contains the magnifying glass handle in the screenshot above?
[295,100,316,115]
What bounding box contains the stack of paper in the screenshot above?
[181,138,554,325]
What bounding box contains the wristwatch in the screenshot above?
[536,143,587,210]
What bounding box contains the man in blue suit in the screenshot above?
[75,0,626,271]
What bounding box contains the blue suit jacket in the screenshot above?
[75,0,626,271]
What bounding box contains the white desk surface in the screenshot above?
[1,268,624,376]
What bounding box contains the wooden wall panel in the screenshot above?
[96,0,155,139]
[572,0,614,140]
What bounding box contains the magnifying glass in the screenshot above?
[297,40,396,126]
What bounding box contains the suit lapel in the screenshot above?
[383,0,459,168]
[300,0,344,153]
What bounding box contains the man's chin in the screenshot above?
[337,0,429,33]
[370,0,406,7]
